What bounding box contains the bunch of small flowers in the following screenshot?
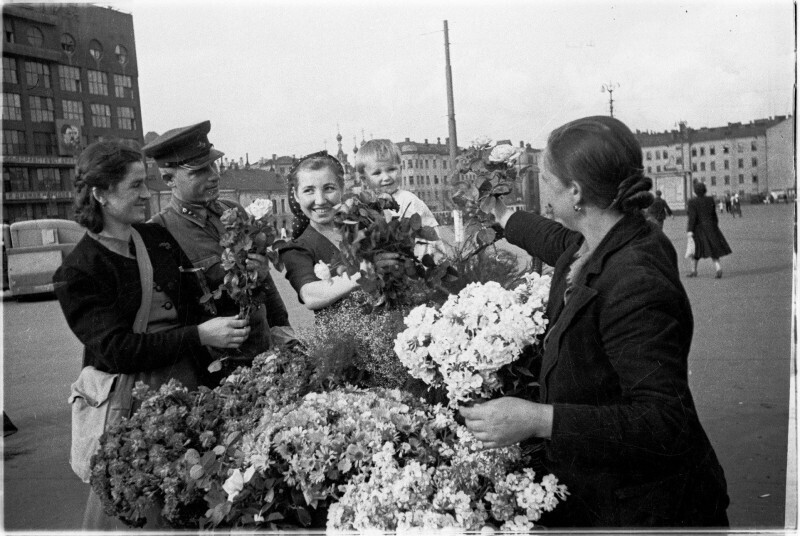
[327,407,568,532]
[204,199,279,321]
[90,347,314,529]
[238,388,437,514]
[332,190,457,309]
[394,274,551,408]
[299,290,415,391]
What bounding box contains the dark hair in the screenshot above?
[73,141,143,232]
[693,181,707,197]
[287,153,345,239]
[655,190,662,197]
[545,116,653,215]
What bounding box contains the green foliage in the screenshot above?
[332,191,458,309]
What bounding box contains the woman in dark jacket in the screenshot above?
[460,116,729,527]
[686,181,732,278]
[54,141,250,529]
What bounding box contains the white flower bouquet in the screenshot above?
[394,272,551,408]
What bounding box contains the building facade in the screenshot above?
[2,4,143,223]
[636,116,793,206]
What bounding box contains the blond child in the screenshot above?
[355,139,443,259]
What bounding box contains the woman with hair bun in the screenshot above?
[460,116,729,527]
[53,140,250,529]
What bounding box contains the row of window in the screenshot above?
[646,157,758,175]
[3,58,135,99]
[3,166,72,192]
[405,175,444,187]
[4,20,129,66]
[403,158,448,170]
[644,141,759,161]
[696,174,758,186]
[3,94,137,130]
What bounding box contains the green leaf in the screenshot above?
[476,227,497,245]
[207,359,223,373]
[420,254,436,268]
[225,431,241,446]
[417,226,439,241]
[266,512,284,522]
[296,507,312,526]
[479,196,497,214]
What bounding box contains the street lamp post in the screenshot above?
[601,82,619,118]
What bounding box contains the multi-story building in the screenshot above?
[2,4,144,223]
[636,116,793,207]
[396,137,453,214]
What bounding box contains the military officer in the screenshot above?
[143,120,292,361]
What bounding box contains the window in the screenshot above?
[280,199,285,213]
[710,146,716,155]
[29,96,54,122]
[700,147,705,156]
[737,142,744,153]
[409,177,414,185]
[115,44,128,65]
[646,166,652,173]
[752,175,759,184]
[691,148,697,157]
[89,39,103,61]
[751,157,758,167]
[738,174,744,184]
[4,19,14,43]
[442,161,447,170]
[61,33,75,55]
[4,167,28,191]
[88,70,108,95]
[662,150,668,159]
[407,160,413,169]
[113,74,134,99]
[2,93,22,121]
[724,175,730,185]
[90,103,111,128]
[656,165,661,172]
[710,161,716,171]
[433,175,439,185]
[426,176,430,185]
[25,61,51,89]
[59,168,73,189]
[738,158,744,169]
[3,57,17,84]
[700,162,705,171]
[723,146,730,154]
[676,157,683,165]
[62,99,84,124]
[425,159,429,169]
[691,163,697,172]
[26,26,43,47]
[751,141,757,151]
[117,106,136,130]
[59,65,82,92]
[2,129,26,154]
[32,167,58,190]
[710,176,716,186]
[646,151,652,160]
[724,160,729,170]
[32,132,56,155]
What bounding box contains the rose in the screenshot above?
[470,136,495,149]
[488,144,520,164]
[245,198,273,220]
[314,261,332,281]
[220,208,240,227]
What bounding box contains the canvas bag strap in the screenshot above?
[129,227,153,332]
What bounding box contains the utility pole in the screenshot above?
[601,82,619,118]
[444,20,458,172]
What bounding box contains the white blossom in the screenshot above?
[245,198,273,220]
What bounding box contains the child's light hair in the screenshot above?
[355,139,402,175]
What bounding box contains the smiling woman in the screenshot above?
[53,140,252,529]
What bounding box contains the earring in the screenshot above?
[573,204,582,212]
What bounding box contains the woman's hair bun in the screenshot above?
[612,173,654,213]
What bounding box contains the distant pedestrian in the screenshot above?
[280,226,287,240]
[644,189,673,229]
[725,194,732,214]
[730,194,742,217]
[686,182,732,278]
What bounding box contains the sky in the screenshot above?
[119,0,795,163]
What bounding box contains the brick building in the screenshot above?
[2,4,143,223]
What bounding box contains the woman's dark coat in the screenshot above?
[687,195,732,259]
[505,210,729,527]
[53,223,214,378]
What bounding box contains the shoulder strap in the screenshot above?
[130,227,154,334]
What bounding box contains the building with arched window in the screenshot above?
[2,4,143,223]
